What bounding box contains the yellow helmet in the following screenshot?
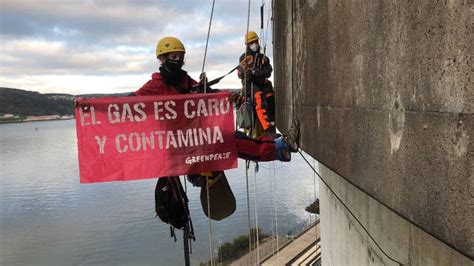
[156,37,185,57]
[245,31,259,44]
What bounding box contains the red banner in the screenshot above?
[75,92,237,183]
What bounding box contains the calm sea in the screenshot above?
[0,120,319,265]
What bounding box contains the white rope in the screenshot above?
[245,0,252,41]
[244,1,254,264]
[312,158,317,200]
[206,176,214,266]
[243,0,252,100]
[263,0,272,58]
[201,0,216,75]
[253,163,261,264]
[269,162,275,256]
[201,1,216,263]
[270,161,278,257]
[260,0,265,47]
[245,164,253,265]
[312,158,319,245]
[273,162,280,264]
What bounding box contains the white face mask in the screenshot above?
[249,43,259,52]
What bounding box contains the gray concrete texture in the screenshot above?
[319,163,472,265]
[273,0,473,259]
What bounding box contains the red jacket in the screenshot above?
[135,72,198,96]
[135,72,277,162]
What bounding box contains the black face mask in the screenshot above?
[163,58,184,72]
[159,64,186,87]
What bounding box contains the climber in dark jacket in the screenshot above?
[237,31,276,135]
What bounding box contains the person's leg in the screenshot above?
[262,81,276,131]
[254,90,271,131]
[235,131,276,161]
[274,137,291,161]
[235,131,291,162]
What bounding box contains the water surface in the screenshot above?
[0,120,319,265]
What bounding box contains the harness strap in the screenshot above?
[191,65,239,91]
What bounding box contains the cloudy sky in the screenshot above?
[0,0,273,95]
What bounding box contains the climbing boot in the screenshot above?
[278,146,291,162]
[275,137,291,162]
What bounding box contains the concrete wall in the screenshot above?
[319,163,472,265]
[272,0,473,261]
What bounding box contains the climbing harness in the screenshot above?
[192,65,239,92]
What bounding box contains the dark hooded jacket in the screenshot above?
[237,47,272,87]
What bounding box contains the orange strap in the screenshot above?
[255,92,270,130]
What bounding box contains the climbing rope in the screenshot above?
[243,0,258,138]
[290,0,297,123]
[262,1,272,57]
[268,162,274,253]
[205,176,214,266]
[201,1,216,264]
[245,162,253,264]
[259,1,265,51]
[269,161,280,258]
[272,161,280,264]
[258,3,281,262]
[243,0,255,264]
[201,0,216,75]
[253,163,261,263]
[244,0,252,101]
[312,158,318,238]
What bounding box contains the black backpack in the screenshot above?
[155,176,194,241]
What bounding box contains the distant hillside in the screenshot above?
[0,88,130,116]
[0,88,75,116]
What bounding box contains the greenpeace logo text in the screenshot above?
[185,152,232,165]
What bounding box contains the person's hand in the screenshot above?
[194,72,209,93]
[240,55,254,71]
[199,72,209,85]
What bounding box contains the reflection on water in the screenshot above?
[0,120,319,265]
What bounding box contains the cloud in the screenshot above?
[0,39,152,75]
[0,74,149,95]
[0,0,273,94]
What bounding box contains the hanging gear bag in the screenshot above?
[155,176,191,230]
[237,101,253,129]
[200,171,236,221]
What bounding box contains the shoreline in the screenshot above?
[0,116,75,124]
